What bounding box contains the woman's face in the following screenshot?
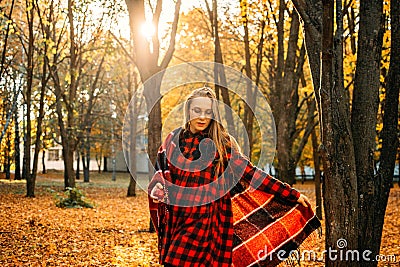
[189,97,213,133]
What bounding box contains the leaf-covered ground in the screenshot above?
[0,171,399,266]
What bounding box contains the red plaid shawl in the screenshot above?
[231,188,321,267]
[149,128,321,267]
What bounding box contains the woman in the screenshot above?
[148,87,312,267]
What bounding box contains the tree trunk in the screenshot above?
[14,104,21,180]
[206,0,236,139]
[84,127,91,183]
[45,0,75,189]
[125,0,181,232]
[291,0,322,110]
[76,150,80,179]
[307,94,322,219]
[311,125,322,219]
[5,134,11,180]
[31,1,48,189]
[127,127,137,196]
[351,0,384,264]
[127,73,138,197]
[103,156,108,172]
[356,0,398,264]
[374,0,400,256]
[22,104,27,181]
[145,81,162,234]
[65,148,75,188]
[0,0,15,79]
[272,8,302,185]
[321,0,359,266]
[125,0,180,167]
[42,150,46,174]
[96,154,102,173]
[127,173,137,197]
[240,0,255,157]
[61,0,78,189]
[25,0,35,197]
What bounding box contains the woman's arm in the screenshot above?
[229,148,306,204]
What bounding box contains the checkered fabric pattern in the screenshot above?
[149,128,319,267]
[231,189,321,267]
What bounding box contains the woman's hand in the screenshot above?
[150,182,165,203]
[297,194,311,208]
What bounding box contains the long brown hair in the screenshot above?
[183,87,240,172]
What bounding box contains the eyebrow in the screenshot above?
[192,106,212,110]
[192,107,213,113]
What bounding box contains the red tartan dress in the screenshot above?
[149,128,300,267]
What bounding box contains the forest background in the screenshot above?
[0,0,399,266]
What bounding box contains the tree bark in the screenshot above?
[240,0,255,157]
[351,0,384,264]
[42,150,46,174]
[84,126,90,183]
[203,0,236,139]
[14,98,21,180]
[320,0,359,266]
[272,8,304,185]
[127,72,138,197]
[76,150,80,180]
[311,124,322,219]
[0,0,14,78]
[45,0,74,190]
[292,0,362,265]
[31,0,48,189]
[5,133,11,180]
[125,0,181,166]
[25,0,35,197]
[359,0,398,265]
[124,0,181,232]
[291,0,322,109]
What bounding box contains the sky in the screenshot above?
[114,0,237,41]
[114,0,199,40]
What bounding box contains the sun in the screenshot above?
[140,21,156,41]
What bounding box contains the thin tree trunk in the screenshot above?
[44,0,74,189]
[291,0,322,111]
[81,152,86,175]
[5,134,11,180]
[209,0,236,138]
[14,103,21,180]
[76,150,80,180]
[22,102,27,180]
[311,126,322,219]
[96,153,102,173]
[84,126,90,183]
[25,0,35,197]
[103,156,108,172]
[42,150,46,174]
[127,71,138,197]
[31,0,48,189]
[273,8,302,185]
[0,0,15,79]
[127,105,138,197]
[240,0,255,157]
[307,94,322,219]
